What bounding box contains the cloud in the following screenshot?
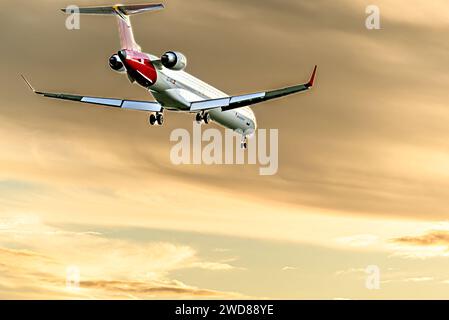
[0,0,448,262]
[335,234,379,247]
[401,277,434,283]
[335,268,366,276]
[282,266,298,271]
[78,279,231,298]
[392,231,449,246]
[389,230,449,259]
[0,247,54,262]
[3,0,449,222]
[1,0,449,299]
[0,217,244,299]
[335,266,436,286]
[382,277,435,284]
[190,261,244,271]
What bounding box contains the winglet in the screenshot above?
[21,75,37,93]
[306,65,318,88]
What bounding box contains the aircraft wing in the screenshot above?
[21,76,162,112]
[190,65,317,112]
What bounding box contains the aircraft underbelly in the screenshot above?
[153,70,256,133]
[209,109,250,133]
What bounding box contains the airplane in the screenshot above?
[22,3,317,149]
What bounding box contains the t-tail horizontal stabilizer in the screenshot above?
[61,3,165,51]
[61,3,165,16]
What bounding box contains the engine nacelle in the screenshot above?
[109,54,126,73]
[161,51,187,71]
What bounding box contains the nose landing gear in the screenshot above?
[195,112,211,125]
[149,112,164,126]
[241,135,248,150]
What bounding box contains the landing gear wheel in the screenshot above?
[203,112,211,124]
[149,114,157,126]
[195,113,203,124]
[156,113,164,126]
[195,112,211,125]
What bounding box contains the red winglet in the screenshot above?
[306,65,318,88]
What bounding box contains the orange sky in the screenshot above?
[1,0,449,299]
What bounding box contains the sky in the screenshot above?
[1,0,449,299]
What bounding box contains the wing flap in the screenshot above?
[190,98,230,112]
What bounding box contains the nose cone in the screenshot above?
[245,109,257,137]
[249,109,257,130]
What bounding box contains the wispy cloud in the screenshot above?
[382,277,434,284]
[390,230,449,258]
[335,234,379,248]
[0,217,244,299]
[282,266,298,271]
[77,279,232,298]
[335,268,366,277]
[392,231,449,247]
[190,261,245,271]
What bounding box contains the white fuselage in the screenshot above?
[147,55,257,136]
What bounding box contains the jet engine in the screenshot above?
[109,54,126,73]
[161,51,187,71]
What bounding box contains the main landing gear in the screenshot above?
[149,112,164,126]
[196,112,211,125]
